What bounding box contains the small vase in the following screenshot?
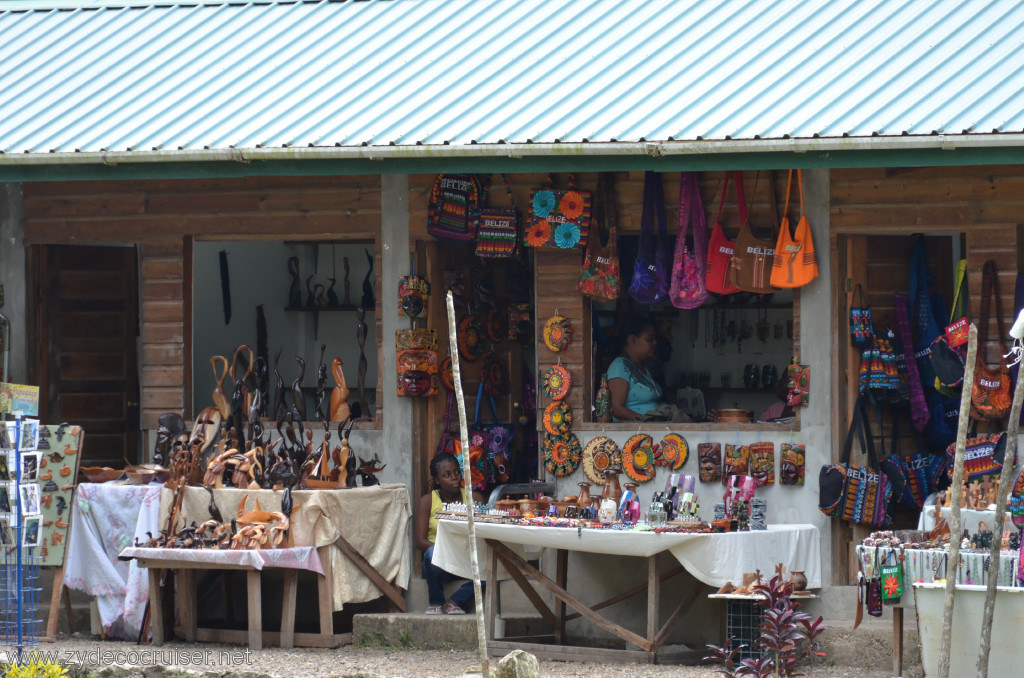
[602,470,622,504]
[577,482,592,510]
[789,570,808,592]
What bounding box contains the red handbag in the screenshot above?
[705,171,745,295]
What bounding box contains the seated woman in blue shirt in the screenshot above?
[607,318,663,422]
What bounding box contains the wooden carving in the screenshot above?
[330,357,351,423]
[210,356,231,419]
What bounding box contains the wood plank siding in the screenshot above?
[23,176,382,430]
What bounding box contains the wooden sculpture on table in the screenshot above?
[315,344,329,421]
[229,344,255,451]
[356,307,369,418]
[356,453,386,487]
[290,353,307,421]
[304,423,345,489]
[330,357,351,423]
[211,356,231,419]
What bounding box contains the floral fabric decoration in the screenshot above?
[554,221,582,248]
[559,191,585,219]
[532,190,556,218]
[525,220,552,247]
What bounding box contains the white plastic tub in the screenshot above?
[914,582,1024,676]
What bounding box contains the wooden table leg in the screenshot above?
[647,555,659,650]
[317,546,334,645]
[148,569,164,646]
[893,606,904,677]
[486,546,498,641]
[555,549,568,644]
[280,570,298,649]
[246,570,262,651]
[178,569,197,643]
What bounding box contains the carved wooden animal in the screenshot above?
[329,357,351,423]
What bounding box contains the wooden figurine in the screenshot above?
[330,357,351,423]
[315,344,329,421]
[356,307,369,418]
[211,355,231,419]
[290,353,307,421]
[273,348,287,421]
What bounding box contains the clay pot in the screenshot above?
[789,570,808,592]
[577,482,593,509]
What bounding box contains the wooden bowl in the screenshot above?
[81,466,124,483]
[125,469,156,485]
[126,464,170,483]
[717,409,754,423]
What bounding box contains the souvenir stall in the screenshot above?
[421,169,824,661]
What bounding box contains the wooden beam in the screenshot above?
[148,569,165,646]
[647,556,659,642]
[564,565,685,621]
[333,533,407,612]
[280,570,298,650]
[317,545,335,643]
[486,539,653,652]
[555,549,568,643]
[494,550,558,627]
[246,570,262,651]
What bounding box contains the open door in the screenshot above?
[36,245,140,467]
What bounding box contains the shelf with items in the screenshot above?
[284,305,373,313]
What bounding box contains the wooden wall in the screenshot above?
[23,176,382,430]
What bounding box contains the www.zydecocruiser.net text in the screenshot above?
[2,649,253,667]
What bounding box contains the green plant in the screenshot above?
[704,567,827,678]
[397,629,416,649]
[355,631,392,649]
[2,657,69,678]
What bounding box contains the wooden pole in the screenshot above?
[976,319,1024,678]
[937,323,978,678]
[446,291,489,677]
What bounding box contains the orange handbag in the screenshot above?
[770,169,819,289]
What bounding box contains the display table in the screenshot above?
[433,521,821,663]
[917,504,1014,533]
[854,543,1023,677]
[64,482,163,640]
[119,546,324,650]
[157,484,411,612]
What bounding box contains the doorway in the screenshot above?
[36,244,140,467]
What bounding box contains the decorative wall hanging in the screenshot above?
[484,308,507,345]
[398,275,430,319]
[525,174,592,250]
[787,363,810,407]
[508,303,532,343]
[622,434,656,483]
[544,433,582,477]
[395,329,438,397]
[582,436,621,485]
[457,315,484,362]
[440,356,455,393]
[543,315,573,352]
[482,352,509,398]
[723,443,750,485]
[698,442,722,482]
[655,433,688,470]
[543,401,573,436]
[748,441,776,487]
[541,364,572,401]
[780,443,805,486]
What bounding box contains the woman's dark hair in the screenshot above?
[622,316,656,348]
[430,452,461,481]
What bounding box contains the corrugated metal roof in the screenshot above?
[2,0,1023,156]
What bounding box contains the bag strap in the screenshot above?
[734,170,749,226]
[568,173,578,191]
[853,284,865,308]
[979,260,1007,353]
[474,381,486,427]
[715,172,732,224]
[495,173,516,210]
[641,171,668,241]
[844,396,881,469]
[782,170,805,236]
[949,259,967,323]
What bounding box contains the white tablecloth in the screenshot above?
[119,546,324,574]
[917,504,1015,534]
[64,482,163,639]
[433,521,821,589]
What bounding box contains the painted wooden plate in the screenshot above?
[543,315,573,352]
[655,433,689,470]
[581,435,622,485]
[622,433,656,483]
[541,364,572,401]
[543,432,582,478]
[543,401,573,436]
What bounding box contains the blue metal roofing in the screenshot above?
[2,0,1024,156]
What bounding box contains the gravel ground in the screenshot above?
[0,636,903,678]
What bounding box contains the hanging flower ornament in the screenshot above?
[543,315,573,352]
[544,432,582,477]
[532,190,557,218]
[558,190,586,219]
[542,364,572,401]
[554,221,582,249]
[543,401,573,436]
[525,219,552,247]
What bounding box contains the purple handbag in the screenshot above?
[628,171,672,304]
[893,294,929,431]
[668,172,709,309]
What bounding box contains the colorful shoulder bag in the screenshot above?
[628,171,672,304]
[971,260,1012,421]
[668,171,709,309]
[705,171,745,295]
[427,174,483,241]
[524,173,592,250]
[577,172,622,302]
[474,173,520,259]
